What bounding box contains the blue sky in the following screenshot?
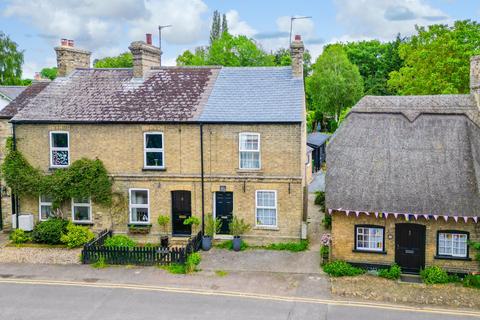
[0,0,479,78]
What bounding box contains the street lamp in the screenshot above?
[289,16,312,44]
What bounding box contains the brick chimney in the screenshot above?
[129,34,161,78]
[470,56,480,95]
[54,39,91,77]
[290,35,304,78]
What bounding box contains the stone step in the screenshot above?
[400,274,422,283]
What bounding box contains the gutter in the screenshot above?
[12,123,19,229]
[200,123,205,235]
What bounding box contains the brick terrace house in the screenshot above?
[326,56,480,274]
[0,35,307,244]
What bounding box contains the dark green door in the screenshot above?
[215,192,233,235]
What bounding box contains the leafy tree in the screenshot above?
[176,47,208,66]
[221,13,229,35]
[94,52,133,68]
[210,10,221,44]
[272,48,312,77]
[0,32,24,85]
[306,44,363,120]
[40,67,57,80]
[388,20,480,95]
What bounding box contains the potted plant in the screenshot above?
[157,215,170,247]
[229,217,251,251]
[202,213,222,251]
[183,216,201,235]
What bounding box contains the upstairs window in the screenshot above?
[72,197,92,223]
[129,189,150,224]
[144,132,164,168]
[438,231,468,258]
[239,133,260,169]
[39,195,54,221]
[50,131,69,167]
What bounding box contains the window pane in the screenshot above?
[240,134,259,151]
[131,190,148,204]
[74,206,90,221]
[146,151,163,167]
[40,205,54,220]
[240,151,260,169]
[256,208,276,226]
[73,197,89,204]
[257,191,275,207]
[52,150,69,166]
[52,133,68,148]
[40,195,53,203]
[146,134,162,149]
[131,207,149,222]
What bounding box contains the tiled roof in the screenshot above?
[307,132,330,147]
[0,86,27,101]
[199,67,304,123]
[0,82,50,119]
[12,67,219,123]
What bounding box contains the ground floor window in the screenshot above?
[129,189,150,223]
[355,225,384,252]
[39,195,54,221]
[437,231,468,258]
[255,190,277,227]
[72,197,92,222]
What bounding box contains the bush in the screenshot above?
[32,218,69,244]
[264,240,309,252]
[322,215,332,229]
[378,264,401,280]
[215,239,248,251]
[163,263,186,274]
[185,252,201,273]
[204,214,222,237]
[229,217,251,236]
[60,223,95,248]
[104,235,136,248]
[9,229,31,244]
[314,191,325,206]
[420,266,450,284]
[463,274,480,289]
[322,261,365,277]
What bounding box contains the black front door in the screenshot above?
[395,223,426,273]
[215,192,233,235]
[171,191,192,236]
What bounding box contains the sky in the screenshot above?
[0,0,479,78]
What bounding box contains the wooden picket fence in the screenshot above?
[81,229,202,266]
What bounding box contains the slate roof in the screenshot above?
[0,82,50,119]
[9,66,303,124]
[307,132,330,147]
[326,94,480,218]
[198,67,304,123]
[0,86,27,101]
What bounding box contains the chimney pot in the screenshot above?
[61,39,68,46]
[290,34,305,78]
[295,35,301,41]
[68,39,74,47]
[146,33,152,45]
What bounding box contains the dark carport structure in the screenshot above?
[307,132,329,173]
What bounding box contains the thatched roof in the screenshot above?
[326,94,480,218]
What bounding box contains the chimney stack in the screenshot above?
[55,39,91,77]
[470,56,480,96]
[290,35,304,78]
[128,34,161,78]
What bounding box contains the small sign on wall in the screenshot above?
[219,185,227,192]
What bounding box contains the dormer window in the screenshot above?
[50,131,70,168]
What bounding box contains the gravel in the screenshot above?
[0,247,82,265]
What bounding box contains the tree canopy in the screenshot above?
[0,32,24,85]
[388,20,480,95]
[40,67,58,80]
[306,44,363,121]
[94,52,133,68]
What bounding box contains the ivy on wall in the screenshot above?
[2,137,112,209]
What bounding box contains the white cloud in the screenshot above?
[225,10,256,37]
[333,0,451,40]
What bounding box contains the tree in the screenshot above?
[0,32,24,85]
[306,44,363,121]
[221,13,228,35]
[388,20,480,95]
[272,48,312,77]
[40,67,57,80]
[94,52,133,68]
[210,10,221,44]
[176,47,208,66]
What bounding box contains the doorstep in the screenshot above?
[399,274,422,283]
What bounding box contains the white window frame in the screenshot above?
[355,226,384,252]
[71,197,92,223]
[49,131,70,168]
[143,132,164,169]
[129,188,150,224]
[438,232,468,258]
[255,190,277,228]
[38,195,53,221]
[239,132,261,170]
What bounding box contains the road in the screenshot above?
[0,279,478,320]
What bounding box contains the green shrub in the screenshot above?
[92,257,108,269]
[322,215,332,229]
[314,191,325,205]
[204,214,222,237]
[104,235,136,248]
[463,274,480,289]
[157,215,170,235]
[162,263,186,274]
[9,229,31,244]
[378,264,401,280]
[420,266,450,284]
[185,252,201,273]
[60,223,95,248]
[229,217,251,236]
[32,218,69,244]
[264,240,309,252]
[322,261,365,277]
[215,239,248,251]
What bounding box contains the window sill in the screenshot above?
[49,166,69,171]
[434,255,471,261]
[73,221,94,226]
[237,169,263,173]
[254,226,279,231]
[142,167,166,171]
[352,249,387,255]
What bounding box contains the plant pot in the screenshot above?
[232,236,242,252]
[160,235,169,247]
[202,236,212,251]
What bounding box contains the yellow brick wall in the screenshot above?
[331,212,480,273]
[14,123,304,242]
[0,119,12,231]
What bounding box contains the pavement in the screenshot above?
[308,170,325,193]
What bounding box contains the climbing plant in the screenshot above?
[2,137,113,209]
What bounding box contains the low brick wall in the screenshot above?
[331,274,480,309]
